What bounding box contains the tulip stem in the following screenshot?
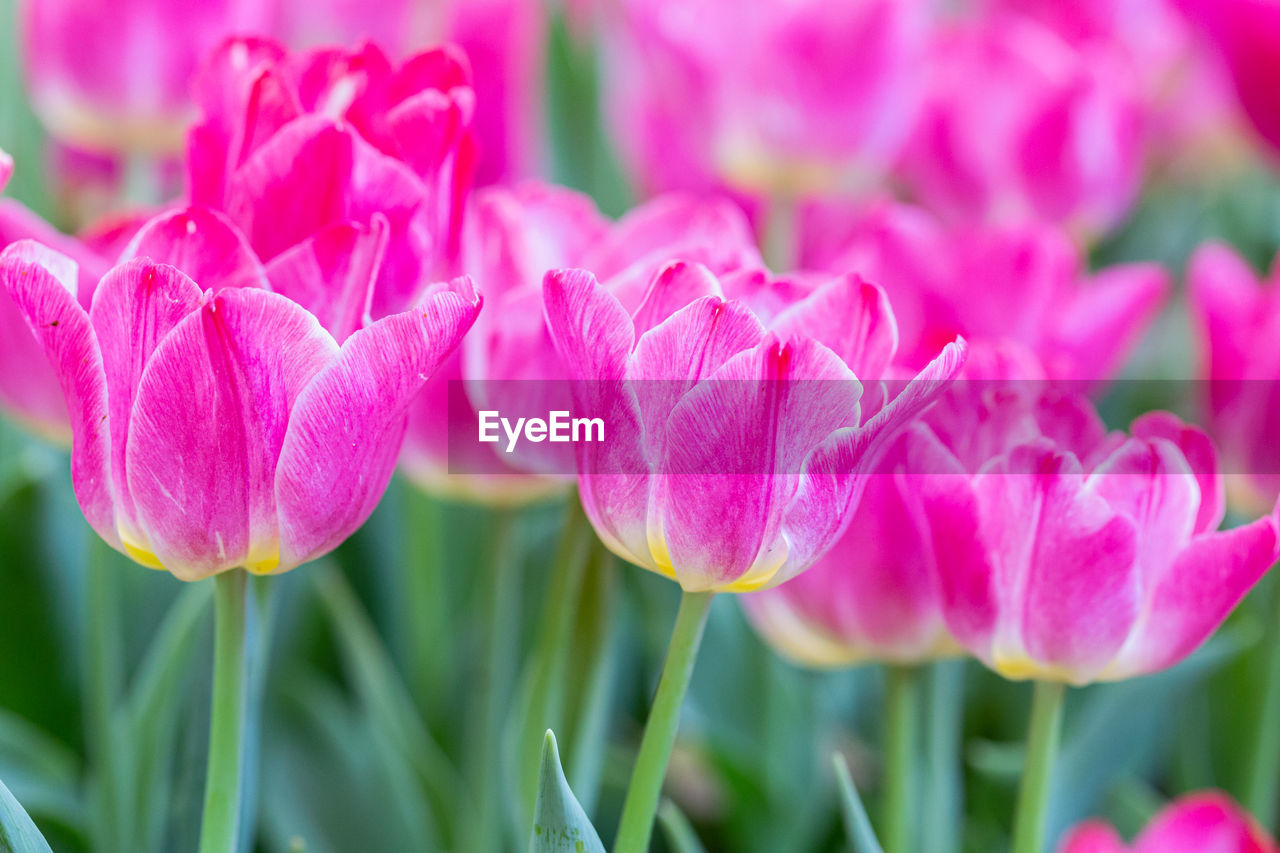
[883,665,919,853]
[1245,571,1280,827]
[198,571,249,853]
[613,590,716,853]
[1011,680,1065,853]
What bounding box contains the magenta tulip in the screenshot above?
[915,385,1276,684]
[0,206,479,580]
[899,16,1144,236]
[803,201,1167,380]
[602,0,930,197]
[1188,242,1280,511]
[403,187,765,504]
[542,261,966,593]
[1059,791,1276,853]
[187,37,477,318]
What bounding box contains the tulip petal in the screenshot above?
[1057,822,1128,853]
[630,261,726,336]
[1,243,115,545]
[658,335,862,591]
[266,216,387,343]
[1110,513,1278,678]
[276,278,480,567]
[977,444,1139,682]
[1129,411,1224,534]
[770,275,899,379]
[125,288,338,579]
[0,148,11,192]
[121,207,269,291]
[90,259,205,551]
[1132,792,1274,853]
[1052,262,1169,381]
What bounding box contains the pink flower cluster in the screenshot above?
[2,0,1280,703]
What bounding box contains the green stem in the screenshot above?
[404,484,447,715]
[922,661,964,853]
[1011,681,1066,853]
[1245,571,1280,826]
[883,666,919,853]
[613,591,716,853]
[197,572,249,853]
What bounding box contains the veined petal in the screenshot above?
[121,207,269,292]
[1108,512,1278,679]
[275,278,480,568]
[770,275,899,379]
[0,242,116,546]
[658,334,862,591]
[125,288,338,580]
[630,261,726,337]
[266,216,387,343]
[542,269,635,381]
[90,260,204,551]
[1129,411,1224,535]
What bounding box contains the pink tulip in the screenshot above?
[542,260,967,593]
[914,382,1277,684]
[1059,791,1277,852]
[1179,0,1280,156]
[403,186,765,503]
[186,37,478,320]
[1187,242,1280,510]
[803,201,1167,380]
[0,206,480,580]
[1,157,110,440]
[602,0,930,197]
[18,0,272,154]
[899,16,1144,236]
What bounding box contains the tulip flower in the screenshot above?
[1187,242,1280,511]
[1059,791,1277,853]
[898,16,1144,236]
[1,155,110,440]
[404,186,764,503]
[544,259,964,852]
[187,37,478,318]
[0,207,480,580]
[602,0,930,198]
[802,201,1167,380]
[1179,0,1280,157]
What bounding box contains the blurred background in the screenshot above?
[3,0,1280,851]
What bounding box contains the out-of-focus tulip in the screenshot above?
[899,16,1144,236]
[915,383,1276,684]
[1179,0,1280,157]
[0,206,480,580]
[187,37,478,319]
[403,186,765,504]
[18,0,272,154]
[602,0,930,198]
[1187,242,1280,510]
[542,261,967,593]
[803,201,1167,379]
[1059,791,1277,852]
[0,156,110,440]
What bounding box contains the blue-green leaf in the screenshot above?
[0,775,54,853]
[529,731,604,853]
[833,753,884,853]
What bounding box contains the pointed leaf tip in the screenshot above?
[529,730,605,853]
[0,776,55,853]
[833,753,885,853]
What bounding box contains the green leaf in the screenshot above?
[833,753,884,853]
[529,731,604,853]
[0,775,54,853]
[658,799,707,853]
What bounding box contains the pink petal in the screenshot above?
[977,444,1139,682]
[275,278,480,567]
[770,275,899,379]
[658,335,862,590]
[0,243,115,546]
[126,289,339,579]
[630,261,726,337]
[1051,262,1169,381]
[266,216,387,344]
[0,148,11,192]
[542,268,635,381]
[1057,821,1128,853]
[121,207,269,292]
[1133,792,1275,853]
[1113,513,1278,677]
[1129,411,1224,534]
[0,200,108,302]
